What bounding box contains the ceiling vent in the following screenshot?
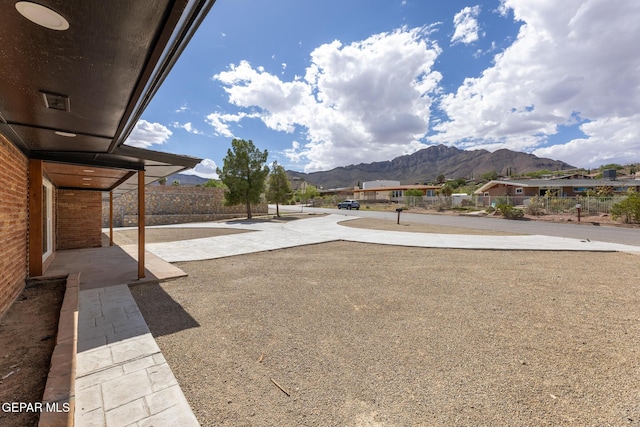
[41,91,70,112]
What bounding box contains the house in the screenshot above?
[354,180,441,201]
[474,178,640,203]
[0,0,215,317]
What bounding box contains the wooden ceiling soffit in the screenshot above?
[31,151,145,171]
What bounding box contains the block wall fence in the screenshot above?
[102,186,268,227]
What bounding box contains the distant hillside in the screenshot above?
[286,145,575,189]
[153,173,209,186]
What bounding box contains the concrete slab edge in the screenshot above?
[39,272,80,427]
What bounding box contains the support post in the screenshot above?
[138,171,145,279]
[28,159,43,277]
[109,191,114,246]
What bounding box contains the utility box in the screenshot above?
[603,169,617,180]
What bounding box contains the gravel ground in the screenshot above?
[130,227,640,427]
[106,227,250,246]
[339,218,519,235]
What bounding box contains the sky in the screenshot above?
[126,0,640,179]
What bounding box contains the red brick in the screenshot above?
[0,134,28,317]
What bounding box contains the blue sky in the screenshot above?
[126,0,640,179]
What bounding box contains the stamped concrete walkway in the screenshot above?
[74,285,198,426]
[46,214,640,427]
[45,246,198,427]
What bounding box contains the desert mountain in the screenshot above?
[287,145,575,189]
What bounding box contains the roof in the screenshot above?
[0,0,212,193]
[475,179,640,194]
[355,184,441,192]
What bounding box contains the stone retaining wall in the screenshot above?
[102,186,267,227]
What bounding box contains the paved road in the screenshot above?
[275,205,640,247]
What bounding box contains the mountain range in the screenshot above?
[286,145,575,189]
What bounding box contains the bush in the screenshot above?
[609,192,640,223]
[497,204,524,220]
[525,196,546,216]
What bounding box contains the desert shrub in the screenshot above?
[609,191,640,223]
[497,204,525,220]
[548,198,568,213]
[494,197,513,207]
[526,196,546,216]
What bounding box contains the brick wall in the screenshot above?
[57,190,102,250]
[0,134,29,317]
[103,186,268,227]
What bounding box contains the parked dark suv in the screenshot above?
[337,199,360,210]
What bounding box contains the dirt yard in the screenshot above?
[0,280,66,427]
[131,236,640,426]
[340,217,520,235]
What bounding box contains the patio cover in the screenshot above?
[0,0,211,191]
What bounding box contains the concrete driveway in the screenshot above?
[143,214,640,263]
[276,204,640,246]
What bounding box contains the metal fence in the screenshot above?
[319,194,625,214]
[480,195,624,214]
[366,195,622,214]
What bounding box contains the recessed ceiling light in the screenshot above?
[16,2,69,31]
[55,131,76,137]
[83,169,95,173]
[82,178,93,181]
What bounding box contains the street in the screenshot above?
[274,204,640,247]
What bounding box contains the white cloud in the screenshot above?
[432,0,640,167]
[181,158,219,179]
[451,6,481,45]
[171,121,204,135]
[204,112,249,138]
[283,141,303,163]
[534,115,640,167]
[214,27,442,172]
[125,120,172,148]
[175,103,188,113]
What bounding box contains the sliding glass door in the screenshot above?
[42,179,53,261]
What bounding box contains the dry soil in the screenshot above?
[130,228,640,426]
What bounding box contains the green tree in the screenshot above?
[171,180,180,186]
[599,163,623,171]
[158,177,167,185]
[404,189,423,197]
[436,174,446,184]
[203,179,225,188]
[216,139,269,219]
[266,161,292,217]
[296,184,319,210]
[481,170,499,181]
